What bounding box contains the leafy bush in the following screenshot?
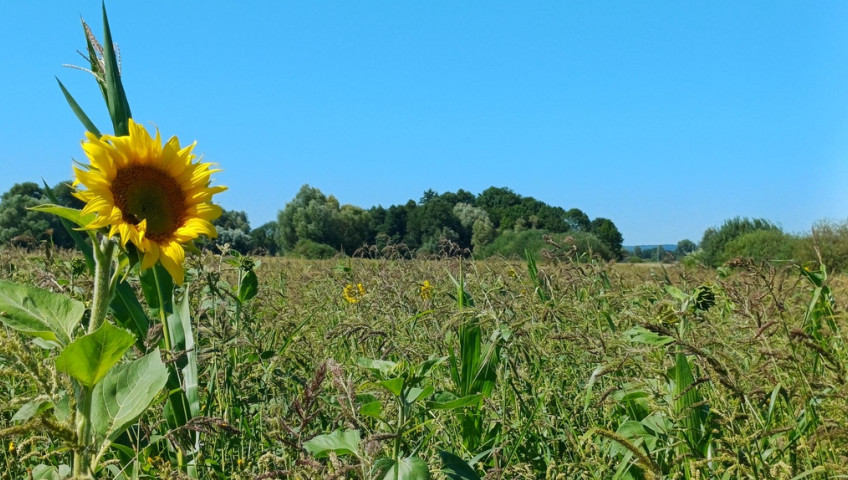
[291,239,337,259]
[796,219,848,272]
[558,231,614,261]
[478,229,549,259]
[722,229,798,263]
[700,217,780,266]
[478,230,614,261]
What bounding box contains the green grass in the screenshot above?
[2,245,848,479]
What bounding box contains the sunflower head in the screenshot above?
[74,119,226,284]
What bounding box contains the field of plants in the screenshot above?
[2,242,847,479]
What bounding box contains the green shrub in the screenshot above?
[290,239,337,259]
[796,219,848,272]
[478,229,549,260]
[478,230,614,261]
[722,229,798,263]
[700,217,780,266]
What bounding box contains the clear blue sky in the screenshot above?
[2,2,847,245]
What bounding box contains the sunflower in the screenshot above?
[73,119,226,284]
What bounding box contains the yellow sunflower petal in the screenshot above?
[141,243,160,270]
[158,241,186,285]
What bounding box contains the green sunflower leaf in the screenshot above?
[0,280,84,346]
[381,456,430,480]
[55,322,136,387]
[238,269,259,303]
[29,204,95,228]
[91,349,168,442]
[303,429,361,458]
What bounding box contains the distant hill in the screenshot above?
[622,244,677,252]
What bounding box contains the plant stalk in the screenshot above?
[72,383,94,479]
[89,236,115,334]
[74,235,114,478]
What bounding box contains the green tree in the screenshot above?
[536,205,569,232]
[249,221,280,255]
[590,217,624,259]
[700,217,780,266]
[277,185,373,255]
[441,188,476,206]
[375,203,410,245]
[200,209,254,253]
[454,202,492,248]
[405,195,461,252]
[215,209,250,232]
[336,204,372,254]
[471,217,496,251]
[277,185,337,251]
[676,239,697,258]
[476,186,522,230]
[564,208,591,231]
[0,182,54,246]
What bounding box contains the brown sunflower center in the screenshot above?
[111,166,186,242]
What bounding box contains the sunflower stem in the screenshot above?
[89,236,115,334]
[72,383,95,479]
[152,266,172,351]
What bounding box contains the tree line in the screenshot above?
[274,185,624,260]
[1,181,846,270]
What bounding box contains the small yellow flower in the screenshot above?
[237,458,245,469]
[8,441,15,455]
[419,280,432,300]
[343,283,365,304]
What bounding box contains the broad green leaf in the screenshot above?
[664,285,689,302]
[55,322,135,387]
[29,204,95,228]
[414,356,447,380]
[11,399,53,422]
[427,393,484,411]
[303,429,361,458]
[382,456,430,480]
[623,326,675,346]
[0,280,84,346]
[406,384,435,404]
[359,400,383,418]
[31,464,71,480]
[439,451,481,480]
[641,411,672,435]
[54,391,71,422]
[358,357,398,377]
[238,269,259,303]
[379,377,405,397]
[91,349,168,442]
